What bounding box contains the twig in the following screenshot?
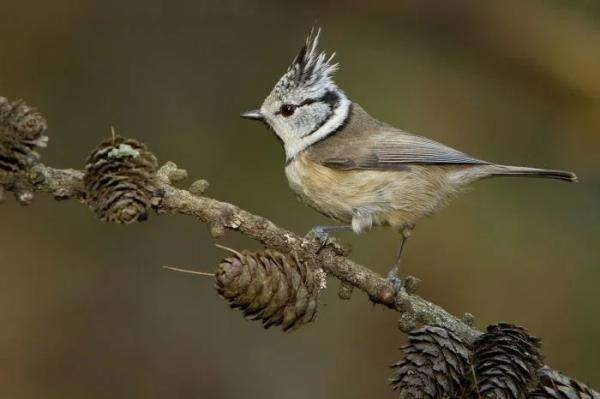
[163,266,215,277]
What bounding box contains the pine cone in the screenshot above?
[529,367,600,398]
[390,326,472,398]
[0,97,48,173]
[84,135,158,224]
[215,249,325,332]
[472,323,543,399]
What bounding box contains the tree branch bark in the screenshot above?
[3,161,478,340]
[2,160,597,395]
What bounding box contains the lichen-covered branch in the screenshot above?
[3,156,598,396]
[2,160,478,342]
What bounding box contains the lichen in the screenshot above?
[107,143,140,159]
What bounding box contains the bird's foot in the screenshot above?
[386,266,421,300]
[386,266,404,296]
[306,226,331,249]
[305,226,349,256]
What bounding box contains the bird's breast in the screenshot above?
[285,153,355,222]
[284,152,464,232]
[284,152,406,225]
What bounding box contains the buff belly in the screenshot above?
[285,153,468,234]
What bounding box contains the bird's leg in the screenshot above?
[386,225,414,295]
[306,225,352,250]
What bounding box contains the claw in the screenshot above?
[306,226,331,252]
[305,225,352,256]
[386,266,404,297]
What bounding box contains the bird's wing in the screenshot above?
[310,125,488,171]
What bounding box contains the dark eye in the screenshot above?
[279,104,296,117]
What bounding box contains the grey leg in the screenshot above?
[386,225,415,294]
[307,225,352,249]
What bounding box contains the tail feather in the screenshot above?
[487,165,578,182]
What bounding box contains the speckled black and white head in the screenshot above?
[241,29,351,161]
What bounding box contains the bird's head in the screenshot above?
[241,28,351,161]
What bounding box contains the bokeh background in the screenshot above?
[1,0,599,397]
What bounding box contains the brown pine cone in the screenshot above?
[390,326,472,398]
[84,135,158,224]
[472,323,543,399]
[529,367,600,398]
[0,97,48,173]
[215,249,325,332]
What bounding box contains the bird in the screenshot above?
[241,28,577,293]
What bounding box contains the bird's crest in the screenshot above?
[274,28,339,97]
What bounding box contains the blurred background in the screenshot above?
[1,0,599,397]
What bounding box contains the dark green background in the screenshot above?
[1,1,599,397]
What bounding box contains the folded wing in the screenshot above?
[315,129,488,170]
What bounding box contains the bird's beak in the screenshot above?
[240,109,265,121]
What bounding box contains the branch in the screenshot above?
[1,161,478,342]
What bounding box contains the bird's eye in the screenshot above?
[279,104,296,117]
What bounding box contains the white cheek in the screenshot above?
[270,117,297,146]
[290,96,351,160]
[291,112,317,135]
[264,93,351,161]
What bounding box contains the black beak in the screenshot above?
[240,109,265,121]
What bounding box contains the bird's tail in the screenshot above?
[485,164,578,182]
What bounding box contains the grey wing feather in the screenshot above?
[318,132,488,170]
[372,134,488,166]
[309,103,489,170]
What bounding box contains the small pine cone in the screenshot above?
[390,326,472,398]
[0,97,48,173]
[84,135,158,224]
[215,249,324,332]
[529,367,600,399]
[472,323,543,399]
